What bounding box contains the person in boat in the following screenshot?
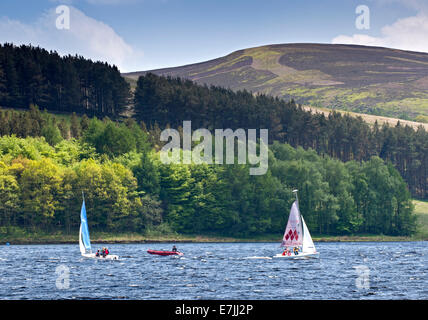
[293,247,299,255]
[282,248,290,256]
[105,247,109,256]
[95,250,100,257]
[172,245,177,252]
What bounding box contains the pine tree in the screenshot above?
[80,114,90,132]
[0,63,8,104]
[70,112,81,138]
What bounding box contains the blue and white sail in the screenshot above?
[79,197,92,254]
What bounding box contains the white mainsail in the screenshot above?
[275,191,319,259]
[79,225,85,254]
[281,201,303,247]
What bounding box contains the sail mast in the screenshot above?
[292,189,304,243]
[293,189,299,205]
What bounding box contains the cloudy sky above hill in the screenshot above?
[0,0,426,72]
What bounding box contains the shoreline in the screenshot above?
[2,234,426,245]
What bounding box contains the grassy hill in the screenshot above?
[123,43,428,122]
[302,105,428,131]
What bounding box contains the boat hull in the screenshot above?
[273,252,319,259]
[82,253,119,260]
[147,249,183,256]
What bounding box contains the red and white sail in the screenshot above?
[281,201,303,247]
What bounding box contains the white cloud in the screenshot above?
[332,34,387,48]
[333,0,428,52]
[332,9,428,53]
[0,6,143,72]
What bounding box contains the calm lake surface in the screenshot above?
[0,242,427,300]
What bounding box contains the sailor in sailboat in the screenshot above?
[102,247,110,257]
[282,247,291,256]
[293,247,299,255]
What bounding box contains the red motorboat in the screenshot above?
[147,249,183,256]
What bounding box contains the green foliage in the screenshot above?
[133,151,161,195]
[0,72,421,237]
[0,135,162,233]
[41,120,63,146]
[134,73,428,200]
[19,158,63,230]
[413,200,428,239]
[143,222,177,237]
[0,43,130,117]
[82,117,150,157]
[0,135,53,160]
[0,163,20,227]
[98,121,137,156]
[0,130,417,237]
[415,115,428,123]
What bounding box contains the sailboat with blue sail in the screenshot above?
[79,193,118,260]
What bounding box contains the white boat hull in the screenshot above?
[82,253,119,260]
[273,252,319,259]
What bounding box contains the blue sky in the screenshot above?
[0,0,426,72]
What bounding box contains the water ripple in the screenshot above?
[0,242,427,299]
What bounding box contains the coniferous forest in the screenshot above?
[0,43,130,117]
[0,44,425,238]
[134,73,428,200]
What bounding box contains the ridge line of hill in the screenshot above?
[123,43,428,123]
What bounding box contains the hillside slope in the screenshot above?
[124,43,428,121]
[302,105,428,131]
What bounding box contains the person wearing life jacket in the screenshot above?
[95,250,100,257]
[105,247,109,256]
[282,248,290,256]
[172,245,177,252]
[293,247,299,255]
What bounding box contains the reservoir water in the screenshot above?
[0,242,426,300]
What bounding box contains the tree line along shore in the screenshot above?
[0,44,427,240]
[0,107,419,240]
